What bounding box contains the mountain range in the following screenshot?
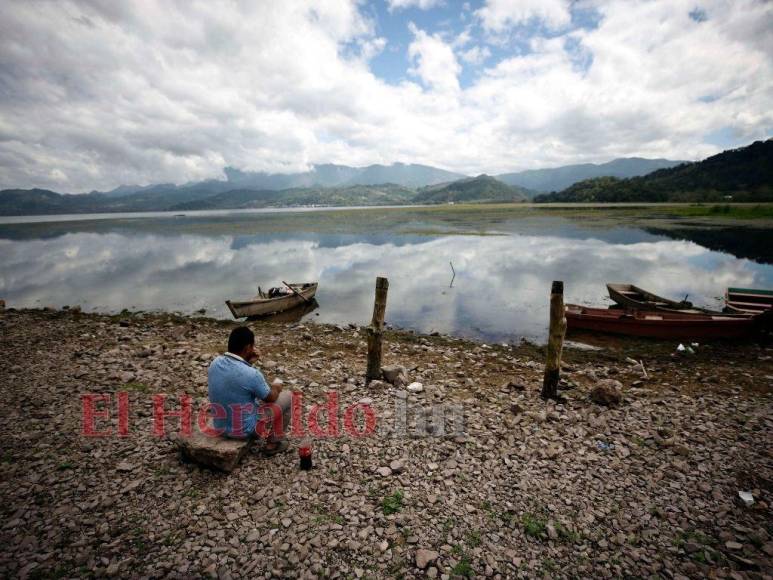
[535,139,772,203]
[497,157,684,192]
[0,144,769,215]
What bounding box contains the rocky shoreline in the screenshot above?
[0,307,771,579]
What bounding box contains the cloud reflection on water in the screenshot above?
[1,230,771,342]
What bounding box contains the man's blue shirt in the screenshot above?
[207,353,270,438]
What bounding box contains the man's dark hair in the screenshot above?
[228,326,254,354]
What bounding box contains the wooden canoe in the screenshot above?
[607,283,752,317]
[226,282,318,319]
[565,304,757,340]
[725,287,773,314]
[607,283,705,312]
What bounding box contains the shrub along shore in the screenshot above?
[0,306,771,579]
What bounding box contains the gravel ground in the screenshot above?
[0,307,771,579]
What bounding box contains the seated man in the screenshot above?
[207,326,291,455]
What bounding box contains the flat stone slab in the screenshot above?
[172,431,250,472]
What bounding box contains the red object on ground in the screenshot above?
[299,438,312,470]
[565,304,758,340]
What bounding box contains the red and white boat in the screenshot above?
[565,304,758,340]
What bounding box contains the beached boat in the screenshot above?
[565,304,757,340]
[725,287,773,314]
[226,282,318,319]
[607,283,723,315]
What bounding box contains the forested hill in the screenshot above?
[535,140,773,202]
[497,157,683,194]
[413,175,529,204]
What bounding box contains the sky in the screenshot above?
[0,0,771,192]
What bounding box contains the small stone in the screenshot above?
[377,467,392,477]
[502,380,526,391]
[106,561,120,576]
[406,382,423,393]
[415,549,439,569]
[725,541,743,550]
[673,444,690,456]
[389,459,405,474]
[116,462,135,472]
[382,365,407,386]
[379,540,389,552]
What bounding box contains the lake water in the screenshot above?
[1,206,771,342]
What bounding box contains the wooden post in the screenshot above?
[541,280,566,401]
[366,277,389,383]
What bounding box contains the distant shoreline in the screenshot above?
[2,201,773,225]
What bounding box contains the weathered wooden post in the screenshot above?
[366,277,389,383]
[541,280,566,400]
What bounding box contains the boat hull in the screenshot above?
[226,283,318,318]
[566,304,756,340]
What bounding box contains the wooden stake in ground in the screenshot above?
[366,277,389,383]
[541,280,567,400]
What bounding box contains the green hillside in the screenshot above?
[536,139,773,202]
[413,175,529,204]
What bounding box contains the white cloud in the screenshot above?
[387,0,443,11]
[475,0,572,32]
[0,0,771,191]
[357,36,388,61]
[407,23,461,92]
[460,45,492,65]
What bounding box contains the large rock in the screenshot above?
[590,379,623,406]
[172,430,250,472]
[415,549,439,569]
[381,365,407,387]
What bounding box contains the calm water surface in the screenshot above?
[1,207,771,342]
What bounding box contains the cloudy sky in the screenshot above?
[0,0,771,192]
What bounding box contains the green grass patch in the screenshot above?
[665,203,773,220]
[123,381,151,392]
[675,529,715,547]
[451,556,473,578]
[554,521,581,543]
[522,513,547,539]
[382,490,404,515]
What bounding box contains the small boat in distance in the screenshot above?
[565,304,758,340]
[226,282,318,319]
[607,283,748,317]
[725,287,773,314]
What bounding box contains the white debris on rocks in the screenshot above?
[406,382,423,393]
